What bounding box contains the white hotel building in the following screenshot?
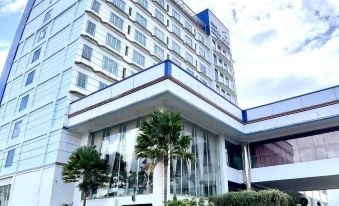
[0,0,339,205]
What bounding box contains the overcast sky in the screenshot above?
[0,0,339,108]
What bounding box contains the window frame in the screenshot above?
[134,30,147,47]
[43,9,53,23]
[91,0,101,13]
[132,50,145,67]
[25,70,35,86]
[31,48,41,63]
[5,149,15,168]
[86,20,96,37]
[76,72,88,90]
[19,95,29,112]
[82,44,93,61]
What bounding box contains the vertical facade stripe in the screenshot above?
[242,110,248,123]
[164,59,172,76]
[0,0,36,103]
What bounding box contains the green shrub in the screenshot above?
[209,189,296,206]
[167,195,196,206]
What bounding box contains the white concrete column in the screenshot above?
[241,143,252,190]
[218,136,229,194]
[153,162,170,205]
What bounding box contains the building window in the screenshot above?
[37,27,47,42]
[224,63,228,70]
[185,52,193,64]
[91,0,101,13]
[132,50,145,67]
[226,78,230,85]
[86,20,96,37]
[185,21,193,33]
[154,0,164,8]
[172,9,180,22]
[172,41,180,55]
[5,149,15,168]
[19,95,29,111]
[110,12,124,30]
[98,82,108,90]
[76,72,88,89]
[12,121,22,139]
[172,24,181,38]
[137,0,148,9]
[136,13,147,28]
[186,68,194,75]
[199,47,206,58]
[214,69,219,81]
[172,58,181,66]
[25,70,35,86]
[213,54,217,64]
[112,0,126,12]
[102,56,118,75]
[200,78,208,85]
[200,63,207,74]
[134,30,146,47]
[216,85,220,92]
[220,74,224,84]
[43,10,52,23]
[82,45,93,60]
[32,48,41,63]
[155,9,164,23]
[198,34,204,44]
[154,27,164,42]
[185,35,193,48]
[0,184,11,205]
[154,44,164,59]
[106,33,122,52]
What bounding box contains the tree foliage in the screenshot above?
[62,146,109,206]
[135,110,195,205]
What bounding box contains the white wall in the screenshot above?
[0,0,85,177]
[327,190,339,206]
[7,165,75,206]
[252,158,339,182]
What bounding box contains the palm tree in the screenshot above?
[135,110,195,206]
[62,146,110,206]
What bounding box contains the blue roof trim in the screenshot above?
[164,59,172,76]
[0,0,36,104]
[242,110,248,123]
[196,9,211,35]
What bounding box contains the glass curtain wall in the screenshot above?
[251,130,339,168]
[89,119,221,198]
[170,121,221,197]
[90,120,153,198]
[0,184,11,206]
[225,142,243,170]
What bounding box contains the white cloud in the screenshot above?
[0,39,11,74]
[0,48,9,75]
[185,0,339,108]
[0,40,10,49]
[0,0,28,14]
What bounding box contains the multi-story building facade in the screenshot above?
[1,0,339,206]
